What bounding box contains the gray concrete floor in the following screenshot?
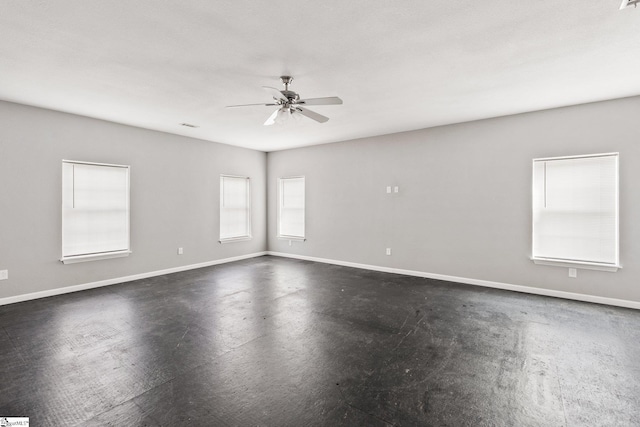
[1,255,639,426]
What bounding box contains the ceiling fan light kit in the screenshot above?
[227,76,343,126]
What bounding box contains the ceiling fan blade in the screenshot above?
[295,107,329,123]
[262,86,287,102]
[297,96,343,106]
[227,102,277,108]
[264,109,279,126]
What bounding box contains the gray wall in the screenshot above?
[267,96,640,303]
[3,96,639,304]
[0,101,266,300]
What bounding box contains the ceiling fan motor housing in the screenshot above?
[281,90,299,102]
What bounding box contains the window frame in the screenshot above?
[277,176,306,241]
[61,160,131,264]
[219,174,252,243]
[531,152,620,272]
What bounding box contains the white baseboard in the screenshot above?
[0,252,267,306]
[4,250,638,310]
[267,251,640,310]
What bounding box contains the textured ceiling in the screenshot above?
[1,1,638,151]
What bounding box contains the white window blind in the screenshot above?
[278,177,305,239]
[220,175,251,242]
[62,161,130,263]
[532,153,619,269]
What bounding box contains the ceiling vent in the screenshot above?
[620,0,639,9]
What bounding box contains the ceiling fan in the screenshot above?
[227,76,342,126]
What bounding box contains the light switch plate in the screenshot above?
[0,270,8,280]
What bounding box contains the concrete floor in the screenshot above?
[1,255,639,426]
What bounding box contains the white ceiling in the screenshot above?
[1,1,638,152]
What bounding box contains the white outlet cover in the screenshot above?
[0,270,8,280]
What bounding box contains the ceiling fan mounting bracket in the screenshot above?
[280,75,293,90]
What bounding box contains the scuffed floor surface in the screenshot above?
[1,256,639,426]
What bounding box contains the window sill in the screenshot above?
[61,250,132,264]
[277,236,306,242]
[219,236,252,244]
[531,257,620,272]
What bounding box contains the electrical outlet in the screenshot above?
[0,270,8,280]
[178,247,184,255]
[569,268,577,278]
[394,186,399,193]
[386,248,391,256]
[386,186,391,194]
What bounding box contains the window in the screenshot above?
[278,176,305,240]
[532,153,619,271]
[61,160,131,264]
[220,175,251,242]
